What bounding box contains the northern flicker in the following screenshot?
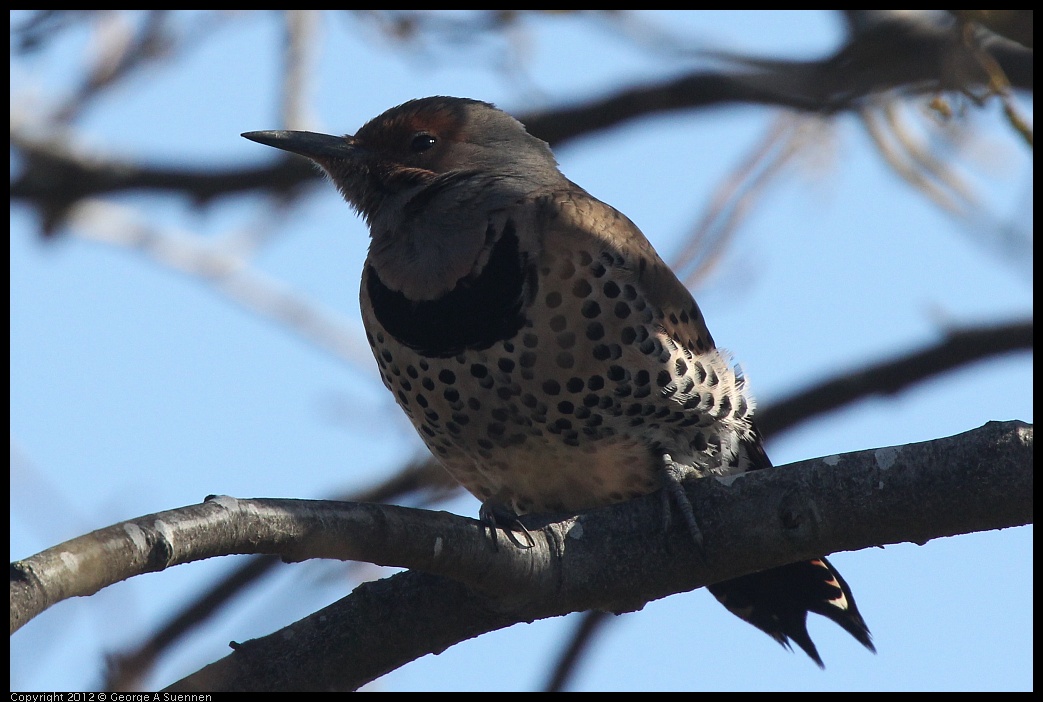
[243,96,874,667]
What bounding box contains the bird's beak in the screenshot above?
[241,130,358,161]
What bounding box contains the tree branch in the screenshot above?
[520,14,1032,147]
[10,12,1031,225]
[10,421,1031,690]
[9,132,320,233]
[166,421,1033,691]
[756,320,1033,439]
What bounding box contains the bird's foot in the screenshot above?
[661,454,705,552]
[479,500,536,550]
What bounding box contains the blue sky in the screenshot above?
[10,11,1032,691]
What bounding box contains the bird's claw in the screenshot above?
[479,500,536,550]
[661,455,705,552]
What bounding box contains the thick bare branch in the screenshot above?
[163,420,1032,691]
[10,422,1031,688]
[102,457,454,691]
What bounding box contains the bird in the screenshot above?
[242,96,874,667]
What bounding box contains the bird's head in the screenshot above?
[243,96,561,225]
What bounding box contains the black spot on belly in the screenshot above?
[365,221,534,357]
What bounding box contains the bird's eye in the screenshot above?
[410,133,437,153]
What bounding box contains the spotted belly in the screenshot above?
[366,324,748,515]
[363,243,756,516]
